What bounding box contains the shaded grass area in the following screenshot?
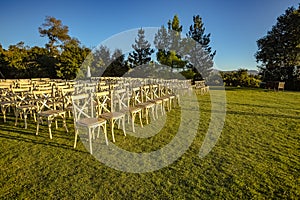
[1,87,299,199]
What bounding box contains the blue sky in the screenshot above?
[0,0,299,70]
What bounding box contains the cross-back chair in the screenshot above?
[34,90,68,139]
[132,86,155,125]
[13,87,37,129]
[72,93,107,154]
[149,84,165,118]
[114,88,143,133]
[95,90,126,143]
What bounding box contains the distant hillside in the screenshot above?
[212,69,259,75]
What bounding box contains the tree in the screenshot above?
[24,46,56,78]
[0,41,29,78]
[168,14,182,51]
[185,15,216,80]
[103,49,128,77]
[39,16,71,55]
[90,45,112,77]
[127,28,154,68]
[187,15,216,58]
[154,15,186,69]
[255,5,300,87]
[56,38,91,80]
[220,69,261,87]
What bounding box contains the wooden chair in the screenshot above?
[114,88,143,133]
[72,93,107,154]
[95,90,126,143]
[60,88,75,117]
[0,88,15,122]
[158,85,170,112]
[194,80,208,95]
[163,85,177,110]
[149,84,165,118]
[34,90,68,139]
[132,86,155,125]
[13,88,37,129]
[277,82,285,91]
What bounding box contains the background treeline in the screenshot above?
[0,15,216,82]
[1,4,300,90]
[220,69,261,88]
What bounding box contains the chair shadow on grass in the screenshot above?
[228,101,298,111]
[202,109,300,120]
[0,122,88,154]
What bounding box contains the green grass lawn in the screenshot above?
[1,87,299,199]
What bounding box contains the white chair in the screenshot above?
[34,90,69,139]
[95,90,126,143]
[72,93,107,154]
[132,86,155,125]
[114,88,143,133]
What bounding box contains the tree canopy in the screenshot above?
[255,5,300,88]
[39,16,71,55]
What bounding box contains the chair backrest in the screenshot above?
[11,87,32,105]
[114,89,129,111]
[32,90,55,111]
[131,87,142,106]
[278,82,285,90]
[72,93,95,121]
[94,91,113,116]
[159,84,167,97]
[141,85,152,102]
[61,88,75,109]
[195,80,206,88]
[151,84,160,99]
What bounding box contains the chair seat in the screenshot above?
[17,104,37,110]
[158,96,169,101]
[100,112,125,119]
[38,110,65,117]
[77,117,106,127]
[150,99,163,104]
[137,102,155,108]
[66,105,73,110]
[121,106,142,113]
[0,100,15,106]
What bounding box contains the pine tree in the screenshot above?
[127,28,154,68]
[187,15,216,58]
[154,15,186,69]
[185,15,216,80]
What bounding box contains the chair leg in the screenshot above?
[144,109,148,124]
[24,111,28,129]
[103,123,108,145]
[47,118,52,139]
[14,110,19,126]
[1,107,6,122]
[55,119,58,129]
[139,111,143,128]
[151,106,155,120]
[33,112,36,122]
[160,103,164,115]
[36,117,40,135]
[131,113,135,132]
[62,113,68,132]
[111,120,115,143]
[122,116,126,136]
[74,128,78,148]
[88,128,92,154]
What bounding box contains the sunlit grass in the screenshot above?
[0,87,299,199]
